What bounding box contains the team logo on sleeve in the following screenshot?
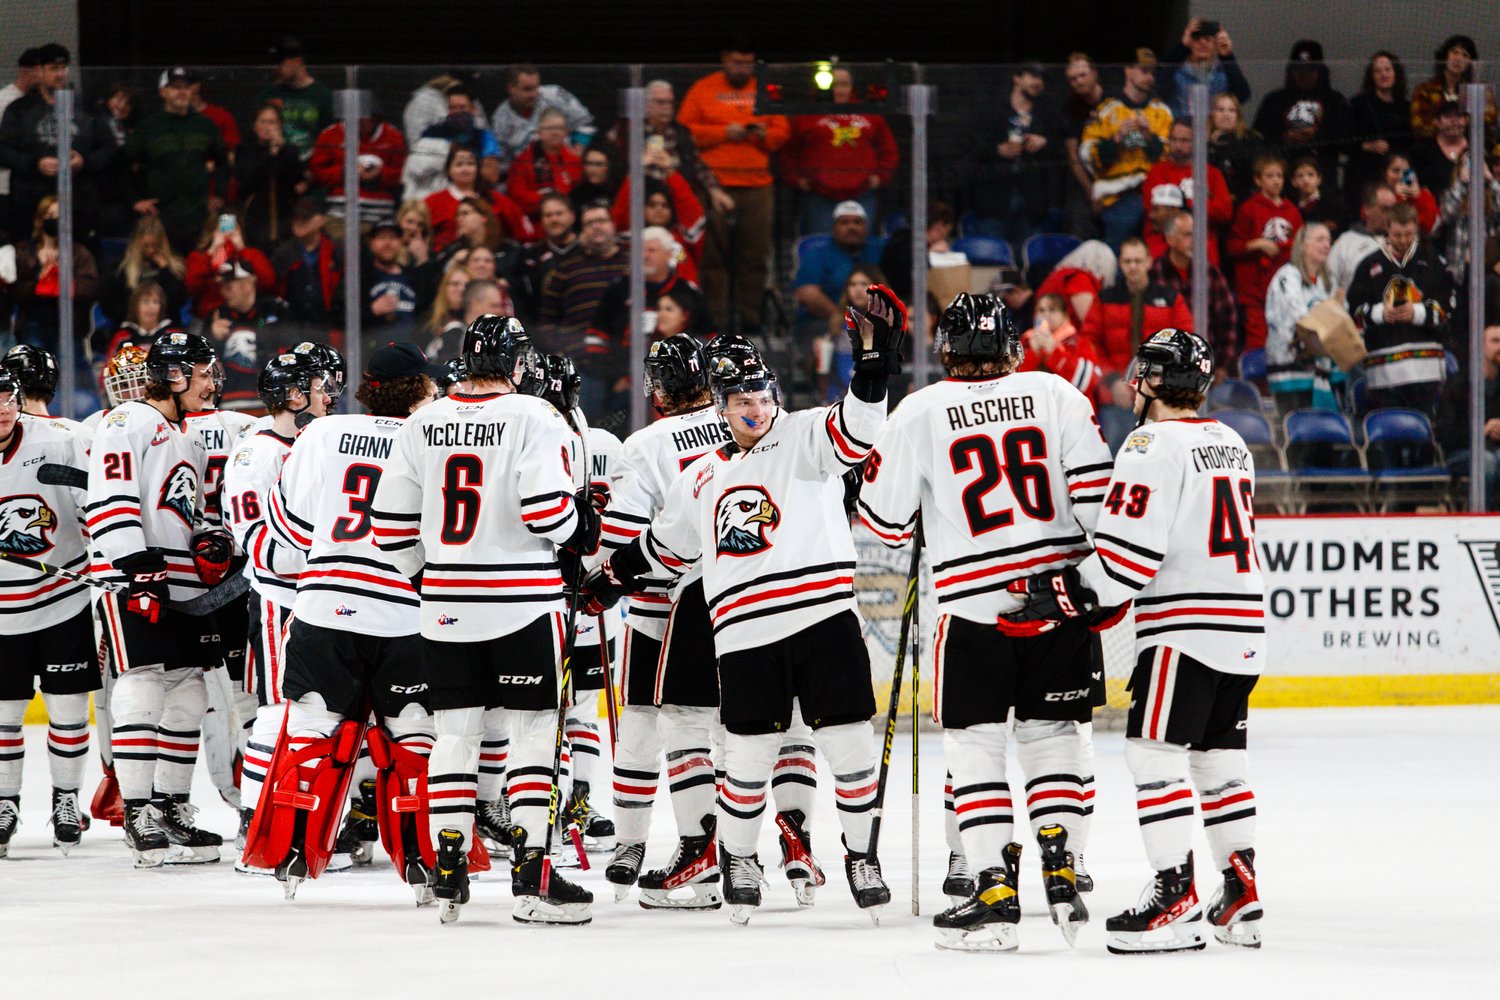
[0,495,58,555]
[158,462,199,526]
[1124,433,1155,455]
[715,486,781,556]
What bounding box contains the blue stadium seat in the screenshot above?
[1362,408,1451,509]
[952,235,1015,267]
[1214,408,1292,510]
[1284,408,1371,510]
[1444,351,1459,378]
[1237,348,1267,385]
[1207,378,1263,413]
[959,211,1001,238]
[1020,233,1080,285]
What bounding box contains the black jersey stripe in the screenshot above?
[706,560,857,609]
[1094,531,1165,561]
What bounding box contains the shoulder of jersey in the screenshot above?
[16,416,77,444]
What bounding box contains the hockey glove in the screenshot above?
[114,549,170,624]
[579,566,624,617]
[996,566,1097,637]
[557,547,587,594]
[563,488,602,556]
[192,531,233,586]
[845,283,908,381]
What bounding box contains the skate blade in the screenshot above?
[1050,902,1086,947]
[413,884,436,907]
[438,898,462,924]
[612,883,633,903]
[1213,920,1262,949]
[132,848,168,869]
[282,875,303,901]
[512,895,592,925]
[324,852,354,873]
[0,845,8,860]
[935,924,1019,953]
[352,842,376,866]
[1106,927,1207,954]
[866,904,885,927]
[54,839,77,857]
[234,860,276,876]
[729,903,757,926]
[639,885,723,910]
[163,844,221,865]
[583,837,616,854]
[790,878,818,907]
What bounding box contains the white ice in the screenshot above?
[1,707,1496,999]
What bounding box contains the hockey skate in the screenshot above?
[605,842,645,902]
[154,794,223,864]
[0,796,18,859]
[775,810,825,906]
[842,838,891,925]
[933,843,1022,952]
[512,840,594,925]
[341,778,379,865]
[638,816,721,910]
[434,828,471,925]
[1038,824,1089,947]
[722,847,767,926]
[943,852,976,904]
[563,781,616,853]
[122,800,169,868]
[1075,851,1094,893]
[277,845,309,900]
[49,788,88,856]
[475,797,513,852]
[1207,849,1262,948]
[1105,854,1206,954]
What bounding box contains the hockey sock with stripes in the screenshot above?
[814,721,877,853]
[717,731,778,856]
[1124,737,1194,871]
[152,668,208,797]
[0,701,25,797]
[428,706,482,851]
[943,772,964,854]
[611,705,660,844]
[477,707,508,803]
[943,723,1013,871]
[41,692,91,792]
[1015,719,1093,851]
[110,664,167,801]
[659,704,716,838]
[505,708,559,846]
[1191,748,1256,872]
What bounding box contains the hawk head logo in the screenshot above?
[0,495,58,555]
[715,486,780,557]
[158,461,198,527]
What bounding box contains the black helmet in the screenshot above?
[519,353,583,413]
[462,314,532,379]
[708,343,778,411]
[289,341,346,399]
[438,357,467,394]
[644,334,709,410]
[1133,328,1214,396]
[0,368,19,402]
[145,332,220,390]
[935,292,1021,366]
[2,345,59,398]
[258,351,327,411]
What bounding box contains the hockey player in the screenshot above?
[1002,329,1264,953]
[86,332,233,867]
[2,345,92,445]
[221,352,332,852]
[248,342,442,900]
[0,370,96,857]
[582,289,907,925]
[857,292,1113,952]
[371,316,601,925]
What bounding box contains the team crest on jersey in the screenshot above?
[1124,433,1155,455]
[157,461,198,526]
[150,422,172,446]
[334,605,357,617]
[715,486,780,556]
[232,448,253,467]
[0,495,58,555]
[106,411,129,428]
[692,462,715,499]
[437,614,459,626]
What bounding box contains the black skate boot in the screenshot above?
[605,841,645,902]
[1105,853,1206,954]
[1207,849,1262,948]
[433,828,471,925]
[342,778,379,865]
[638,816,721,910]
[153,793,223,864]
[1075,851,1094,892]
[933,843,1023,952]
[122,799,169,868]
[943,851,976,904]
[475,797,513,851]
[721,846,767,926]
[1038,824,1089,946]
[511,836,594,925]
[842,838,891,924]
[774,809,825,906]
[50,788,87,856]
[563,781,615,853]
[0,795,19,859]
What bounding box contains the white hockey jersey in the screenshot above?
[639,393,884,657]
[86,401,209,602]
[1076,417,1265,676]
[269,414,418,637]
[0,419,92,633]
[371,389,583,642]
[21,412,94,450]
[571,424,624,649]
[182,409,256,533]
[858,371,1113,624]
[602,404,731,640]
[223,428,299,608]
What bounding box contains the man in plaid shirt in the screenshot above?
[1150,210,1240,375]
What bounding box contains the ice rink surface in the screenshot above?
[2,706,1496,999]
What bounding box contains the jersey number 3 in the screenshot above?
[333,464,383,541]
[949,429,1054,535]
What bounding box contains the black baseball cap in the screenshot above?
[270,36,305,61]
[36,43,70,66]
[368,219,401,238]
[159,66,199,88]
[365,342,428,383]
[18,48,42,68]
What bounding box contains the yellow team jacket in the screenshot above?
[1079,97,1174,206]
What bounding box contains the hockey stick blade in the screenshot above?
[38,463,89,489]
[171,572,250,615]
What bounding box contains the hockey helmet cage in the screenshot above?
[145,332,221,391]
[258,351,327,411]
[2,344,60,397]
[644,334,709,402]
[462,314,532,379]
[103,344,152,406]
[935,292,1022,365]
[1133,328,1214,396]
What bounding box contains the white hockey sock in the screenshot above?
[505,708,559,849]
[1125,738,1195,871]
[42,692,90,791]
[241,703,287,814]
[943,723,1013,871]
[943,772,963,855]
[152,668,208,797]
[1015,719,1090,849]
[611,705,660,844]
[815,721,878,854]
[717,731,778,856]
[94,671,114,769]
[233,689,258,761]
[477,707,508,803]
[1191,749,1256,872]
[566,708,605,794]
[110,664,166,801]
[428,706,483,851]
[0,701,26,797]
[659,704,716,838]
[771,715,818,819]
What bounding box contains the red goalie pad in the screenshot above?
[365,727,490,877]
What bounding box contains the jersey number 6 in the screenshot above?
[441,455,483,544]
[949,428,1054,535]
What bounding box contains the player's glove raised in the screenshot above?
[996,566,1097,637]
[192,531,233,586]
[114,549,169,623]
[845,283,908,380]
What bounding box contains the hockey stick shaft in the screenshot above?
[910,554,921,917]
[0,542,249,615]
[597,614,618,752]
[865,530,922,863]
[0,550,126,593]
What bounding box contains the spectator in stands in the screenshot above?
[403,73,489,150]
[1143,183,1185,262]
[793,199,883,340]
[1329,183,1396,292]
[971,62,1063,244]
[679,37,790,332]
[184,211,275,318]
[420,260,471,361]
[1151,210,1238,372]
[100,215,187,324]
[309,106,408,237]
[1061,53,1107,239]
[1018,291,1105,403]
[403,85,504,199]
[1349,52,1412,198]
[256,37,334,161]
[1252,40,1351,184]
[235,103,304,249]
[1157,17,1251,120]
[1207,93,1264,202]
[362,219,432,342]
[653,282,710,342]
[1436,155,1500,284]
[1229,154,1303,352]
[1265,220,1340,414]
[812,263,882,402]
[397,199,432,265]
[1079,48,1173,252]
[1035,238,1116,331]
[95,82,146,241]
[878,199,954,305]
[10,196,99,357]
[102,280,178,359]
[0,49,41,229]
[1441,322,1500,508]
[189,78,240,162]
[570,147,616,215]
[490,64,596,165]
[424,146,534,253]
[434,196,522,286]
[271,195,343,334]
[1410,35,1496,145]
[1141,119,1231,265]
[1289,157,1345,235]
[538,202,627,393]
[781,66,899,235]
[1384,152,1439,233]
[507,108,584,220]
[515,192,578,323]
[613,175,706,281]
[601,79,731,219]
[1410,101,1471,198]
[193,259,288,410]
[1081,235,1193,375]
[1347,201,1454,413]
[122,67,228,254]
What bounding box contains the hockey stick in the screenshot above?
[0,550,126,593]
[597,615,618,752]
[38,463,87,489]
[0,549,250,615]
[865,523,922,869]
[910,539,921,917]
